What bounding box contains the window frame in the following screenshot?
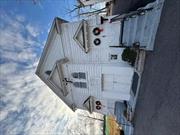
[110,54,118,60]
[73,82,87,88]
[72,72,86,79]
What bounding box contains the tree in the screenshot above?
[67,1,110,18]
[121,47,137,66]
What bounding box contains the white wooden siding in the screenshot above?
[62,63,133,112]
[40,33,65,78]
[65,64,102,99]
[60,19,123,64]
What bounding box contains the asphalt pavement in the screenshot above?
[112,0,180,135]
[112,0,155,15]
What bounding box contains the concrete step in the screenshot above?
[120,0,164,50]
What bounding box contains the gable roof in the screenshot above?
[73,20,89,53]
[35,17,76,112]
[83,96,94,113]
[48,58,69,96]
[36,17,68,75]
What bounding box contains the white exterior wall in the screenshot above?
[60,17,123,64]
[62,63,134,114]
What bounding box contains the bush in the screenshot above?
[121,47,137,66]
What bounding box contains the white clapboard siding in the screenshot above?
[63,64,134,108]
[41,33,65,78]
[61,19,123,64]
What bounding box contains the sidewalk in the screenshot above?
[134,50,146,74]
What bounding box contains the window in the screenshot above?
[73,82,87,88]
[72,73,78,78]
[131,72,139,96]
[79,72,86,79]
[45,70,51,76]
[110,54,118,60]
[72,72,86,79]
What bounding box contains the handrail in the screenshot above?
[110,7,153,23]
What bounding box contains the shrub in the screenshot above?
[121,47,137,66]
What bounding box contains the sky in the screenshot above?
[0,0,103,134]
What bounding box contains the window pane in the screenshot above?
[111,54,118,60]
[72,73,79,78]
[80,82,87,88]
[73,82,87,88]
[73,82,80,87]
[79,72,86,79]
[131,72,139,95]
[72,72,86,79]
[45,70,51,75]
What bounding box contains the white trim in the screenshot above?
[36,17,68,75]
[73,20,89,53]
[83,96,94,113]
[48,58,69,96]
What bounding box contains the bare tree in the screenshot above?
[67,1,109,18]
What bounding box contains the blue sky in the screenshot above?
[0,0,103,135]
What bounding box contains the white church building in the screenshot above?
[36,0,164,116]
[36,15,137,115]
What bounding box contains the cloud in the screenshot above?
[0,11,103,135]
[0,62,18,76]
[0,13,40,65]
[16,15,25,22]
[26,23,40,37]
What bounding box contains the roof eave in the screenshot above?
[35,17,75,112]
[36,17,68,75]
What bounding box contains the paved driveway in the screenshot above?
[112,0,180,135]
